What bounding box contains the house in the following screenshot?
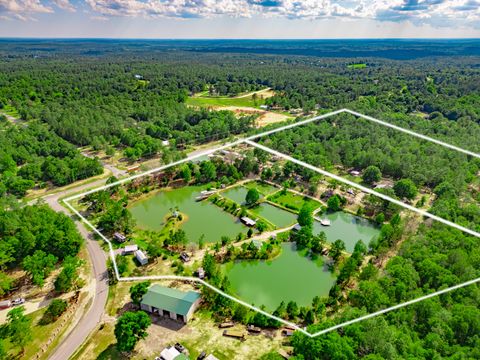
[114,232,126,243]
[350,170,361,176]
[123,244,138,254]
[140,284,201,323]
[240,216,256,227]
[135,250,148,265]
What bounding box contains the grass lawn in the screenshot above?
[186,96,264,108]
[244,181,278,196]
[4,306,71,360]
[268,191,321,212]
[347,63,367,69]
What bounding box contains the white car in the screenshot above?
[11,298,25,306]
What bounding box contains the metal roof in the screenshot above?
[141,285,200,316]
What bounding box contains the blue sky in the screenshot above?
[0,0,479,38]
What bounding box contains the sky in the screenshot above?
[0,0,479,38]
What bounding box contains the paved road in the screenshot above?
[42,182,109,360]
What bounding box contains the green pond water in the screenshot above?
[225,242,336,311]
[129,186,247,243]
[251,203,297,228]
[314,211,380,252]
[221,186,250,205]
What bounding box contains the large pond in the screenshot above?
[314,211,380,252]
[129,186,247,243]
[225,242,336,311]
[251,203,297,228]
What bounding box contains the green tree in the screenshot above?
[245,188,260,206]
[0,271,13,296]
[286,301,299,319]
[329,239,346,263]
[327,195,341,211]
[393,179,418,200]
[297,203,313,227]
[114,311,151,352]
[6,306,32,353]
[23,250,57,287]
[54,256,82,293]
[42,299,68,324]
[362,165,382,185]
[181,165,192,183]
[130,281,151,305]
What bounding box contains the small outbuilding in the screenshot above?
[140,284,201,323]
[114,232,126,243]
[241,216,256,227]
[124,244,138,254]
[135,250,148,265]
[196,267,205,279]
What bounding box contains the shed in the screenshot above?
[140,285,201,323]
[292,224,302,232]
[196,267,205,279]
[241,216,256,227]
[159,346,179,360]
[124,244,138,254]
[114,232,126,243]
[205,355,220,360]
[135,250,148,265]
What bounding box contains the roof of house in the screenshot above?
[241,216,256,226]
[141,285,200,316]
[205,355,220,360]
[135,250,148,260]
[125,244,138,252]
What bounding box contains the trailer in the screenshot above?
[0,300,11,310]
[222,330,246,341]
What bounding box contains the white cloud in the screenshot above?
[52,0,75,12]
[0,0,53,20]
[0,0,478,29]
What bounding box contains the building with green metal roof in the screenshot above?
[140,284,201,323]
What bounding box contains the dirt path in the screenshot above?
[235,87,275,99]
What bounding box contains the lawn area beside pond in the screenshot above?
[268,190,321,212]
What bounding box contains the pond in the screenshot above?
[225,242,336,311]
[250,203,297,228]
[313,211,380,252]
[221,186,250,205]
[129,186,247,243]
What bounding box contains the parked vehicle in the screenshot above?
[197,351,206,360]
[11,298,25,306]
[174,343,186,353]
[0,300,11,310]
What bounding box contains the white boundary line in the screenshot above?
[63,108,480,338]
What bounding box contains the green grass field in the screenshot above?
[268,191,321,212]
[347,63,367,69]
[186,95,265,108]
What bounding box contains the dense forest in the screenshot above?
[0,40,479,359]
[0,121,103,198]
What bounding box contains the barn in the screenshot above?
[140,285,201,323]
